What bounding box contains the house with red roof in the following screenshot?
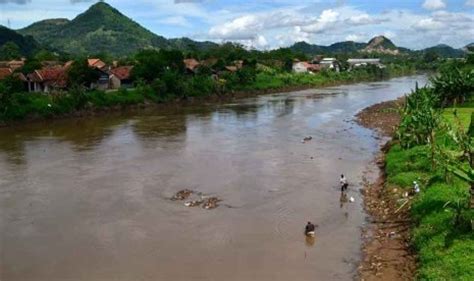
[109,66,134,89]
[27,67,68,93]
[0,67,13,80]
[183,58,200,74]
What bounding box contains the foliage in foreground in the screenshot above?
[392,59,474,280]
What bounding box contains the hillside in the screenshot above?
[422,44,465,58]
[18,19,69,45]
[18,2,217,56]
[18,2,169,56]
[0,25,39,56]
[290,36,406,55]
[362,36,399,55]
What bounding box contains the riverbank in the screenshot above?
[357,98,474,280]
[0,68,416,127]
[356,99,417,281]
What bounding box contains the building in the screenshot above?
[319,58,341,72]
[109,66,134,89]
[0,59,25,71]
[27,67,67,93]
[292,61,321,73]
[183,58,200,74]
[87,58,107,70]
[0,67,13,80]
[347,58,384,69]
[87,58,110,90]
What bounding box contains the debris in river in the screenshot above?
[302,136,313,143]
[184,200,203,207]
[171,189,193,201]
[202,197,221,209]
[349,196,355,203]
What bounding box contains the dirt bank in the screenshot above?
[356,99,417,281]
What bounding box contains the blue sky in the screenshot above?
[0,0,473,49]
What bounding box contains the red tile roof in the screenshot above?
[110,66,133,80]
[0,67,13,80]
[183,59,200,71]
[28,67,68,88]
[88,58,106,69]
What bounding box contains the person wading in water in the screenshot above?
[340,174,348,192]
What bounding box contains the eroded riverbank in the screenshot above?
[0,76,426,281]
[356,99,416,281]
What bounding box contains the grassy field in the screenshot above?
[384,106,474,280]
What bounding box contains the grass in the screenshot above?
[385,106,474,280]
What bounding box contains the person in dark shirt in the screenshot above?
[305,221,316,236]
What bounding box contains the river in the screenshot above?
[0,75,427,281]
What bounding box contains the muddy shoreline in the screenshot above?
[356,99,416,281]
[0,75,409,129]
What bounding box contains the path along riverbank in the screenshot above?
[356,98,417,281]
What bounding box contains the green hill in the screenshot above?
[421,44,465,58]
[18,2,216,56]
[0,25,39,57]
[19,2,168,56]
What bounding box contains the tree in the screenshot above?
[67,59,100,88]
[132,49,185,83]
[0,42,21,60]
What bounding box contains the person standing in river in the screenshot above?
[340,174,348,192]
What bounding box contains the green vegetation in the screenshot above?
[0,25,39,58]
[388,58,474,280]
[16,2,215,57]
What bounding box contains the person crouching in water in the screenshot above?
[305,221,316,236]
[340,174,348,192]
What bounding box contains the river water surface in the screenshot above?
[0,75,427,281]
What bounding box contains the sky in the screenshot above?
[0,0,473,50]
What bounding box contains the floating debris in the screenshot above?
[202,197,221,210]
[171,189,193,201]
[184,200,203,207]
[349,196,355,203]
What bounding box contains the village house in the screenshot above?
[88,58,110,90]
[347,58,384,69]
[183,58,200,74]
[109,66,134,89]
[0,59,25,71]
[0,67,13,80]
[318,58,341,72]
[292,61,321,73]
[27,67,68,93]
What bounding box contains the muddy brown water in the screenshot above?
[0,75,427,281]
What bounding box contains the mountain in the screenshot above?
[19,2,169,56]
[18,19,69,45]
[289,36,411,56]
[421,44,465,58]
[289,41,326,55]
[18,2,217,56]
[327,41,367,53]
[168,37,218,52]
[362,36,399,55]
[462,43,474,53]
[0,25,39,56]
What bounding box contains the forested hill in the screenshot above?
[0,25,39,58]
[17,2,217,56]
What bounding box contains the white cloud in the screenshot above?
[466,0,474,6]
[413,18,445,30]
[345,34,365,41]
[300,9,339,33]
[158,16,190,27]
[422,0,446,10]
[347,13,385,25]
